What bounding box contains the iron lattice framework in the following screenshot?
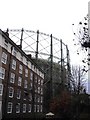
[5,28,71,97]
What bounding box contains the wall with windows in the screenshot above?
[0,30,44,119]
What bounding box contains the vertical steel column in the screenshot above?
[50,34,53,99]
[66,45,71,90]
[6,28,9,34]
[20,28,24,49]
[60,39,64,89]
[4,28,9,37]
[36,30,39,61]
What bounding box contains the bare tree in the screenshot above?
[71,65,87,94]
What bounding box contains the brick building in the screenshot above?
[0,29,44,120]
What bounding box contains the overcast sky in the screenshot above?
[0,0,89,64]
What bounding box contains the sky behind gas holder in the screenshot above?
[0,0,89,65]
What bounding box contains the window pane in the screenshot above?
[25,69,28,77]
[40,105,43,112]
[34,105,36,112]
[38,87,40,94]
[41,80,43,86]
[16,103,20,113]
[24,80,28,88]
[29,93,32,101]
[0,67,5,79]
[41,96,43,103]
[0,84,3,95]
[9,87,14,98]
[23,104,26,113]
[12,47,17,57]
[4,41,8,49]
[7,102,13,113]
[19,64,23,74]
[12,59,16,70]
[35,75,37,83]
[34,85,37,93]
[30,72,33,80]
[17,89,21,99]
[1,52,7,64]
[38,79,41,85]
[37,105,39,112]
[38,96,40,103]
[10,73,15,83]
[18,77,22,86]
[41,88,43,95]
[28,104,32,112]
[30,82,33,90]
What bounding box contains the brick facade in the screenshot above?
[0,30,44,120]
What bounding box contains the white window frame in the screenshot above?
[29,93,32,101]
[12,59,16,70]
[0,84,3,96]
[1,52,7,64]
[41,88,43,95]
[38,87,40,94]
[40,105,43,112]
[16,103,20,113]
[38,79,41,85]
[34,94,37,102]
[24,80,28,88]
[28,104,32,113]
[38,96,40,103]
[12,47,17,57]
[10,73,15,83]
[25,69,28,77]
[34,105,36,112]
[30,72,33,80]
[9,87,14,98]
[23,104,26,113]
[41,80,43,86]
[23,91,27,100]
[19,64,23,74]
[32,65,34,71]
[35,75,37,83]
[0,67,5,79]
[34,85,37,93]
[4,41,8,49]
[17,89,21,99]
[7,102,13,113]
[41,96,43,103]
[18,77,22,86]
[37,105,39,112]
